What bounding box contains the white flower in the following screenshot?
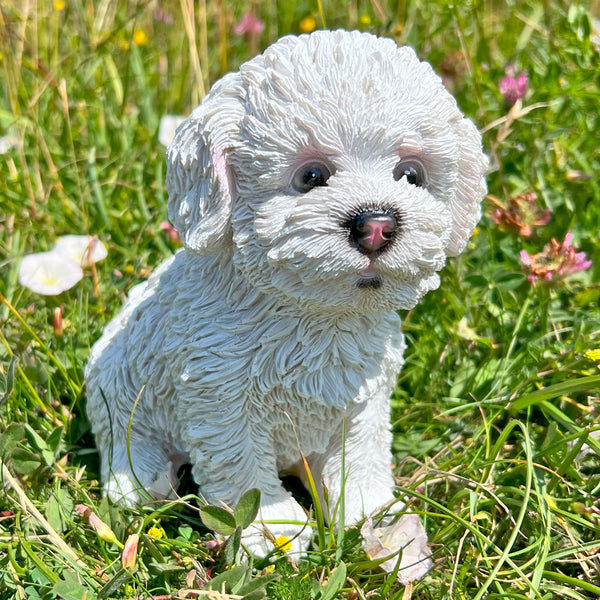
[361,514,433,584]
[18,251,83,295]
[158,114,185,147]
[0,130,18,154]
[19,234,107,295]
[53,235,107,267]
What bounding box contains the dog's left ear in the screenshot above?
[166,73,246,254]
[446,118,488,257]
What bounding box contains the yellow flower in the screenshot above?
[54,0,65,10]
[119,39,130,51]
[299,16,316,34]
[147,526,164,539]
[274,535,292,552]
[358,14,372,26]
[133,29,149,46]
[584,349,600,362]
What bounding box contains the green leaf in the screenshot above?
[0,423,23,458]
[23,587,44,600]
[234,488,261,529]
[511,375,600,410]
[52,580,90,600]
[242,591,267,600]
[225,525,243,565]
[46,426,65,454]
[45,489,73,533]
[176,524,196,542]
[46,495,63,532]
[0,355,16,407]
[238,572,280,596]
[97,568,132,599]
[202,565,248,593]
[200,505,237,536]
[319,562,347,600]
[24,423,48,452]
[11,449,41,474]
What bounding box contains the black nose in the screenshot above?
[348,211,398,255]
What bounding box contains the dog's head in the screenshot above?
[167,30,487,312]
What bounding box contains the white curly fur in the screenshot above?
[85,30,487,556]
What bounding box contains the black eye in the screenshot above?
[393,160,424,187]
[292,163,331,193]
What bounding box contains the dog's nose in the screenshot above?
[349,211,397,254]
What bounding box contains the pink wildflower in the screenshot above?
[499,65,528,105]
[121,533,139,570]
[234,13,264,36]
[205,538,223,551]
[154,8,173,24]
[491,191,551,237]
[76,504,120,545]
[520,231,592,282]
[159,220,180,242]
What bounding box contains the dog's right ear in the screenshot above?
[166,73,246,254]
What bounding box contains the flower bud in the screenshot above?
[53,306,63,337]
[76,503,120,545]
[121,534,139,571]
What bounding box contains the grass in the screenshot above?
[1,0,599,598]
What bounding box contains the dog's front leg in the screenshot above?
[185,418,312,557]
[320,393,398,526]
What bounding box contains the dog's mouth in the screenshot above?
[356,265,383,289]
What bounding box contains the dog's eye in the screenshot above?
[292,163,331,193]
[393,160,424,187]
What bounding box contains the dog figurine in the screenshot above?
[86,29,487,556]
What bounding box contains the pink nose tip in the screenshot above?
[350,212,397,254]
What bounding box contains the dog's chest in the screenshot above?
[176,300,403,400]
[175,305,403,427]
[218,316,403,460]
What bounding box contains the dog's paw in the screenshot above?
[241,497,312,558]
[104,473,142,507]
[104,464,177,507]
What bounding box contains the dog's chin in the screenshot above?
[351,269,441,311]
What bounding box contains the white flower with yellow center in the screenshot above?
[18,251,84,295]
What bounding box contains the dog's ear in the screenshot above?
[166,73,245,254]
[446,118,488,257]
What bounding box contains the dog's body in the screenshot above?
[86,30,486,555]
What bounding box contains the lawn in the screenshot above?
[1,1,599,598]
